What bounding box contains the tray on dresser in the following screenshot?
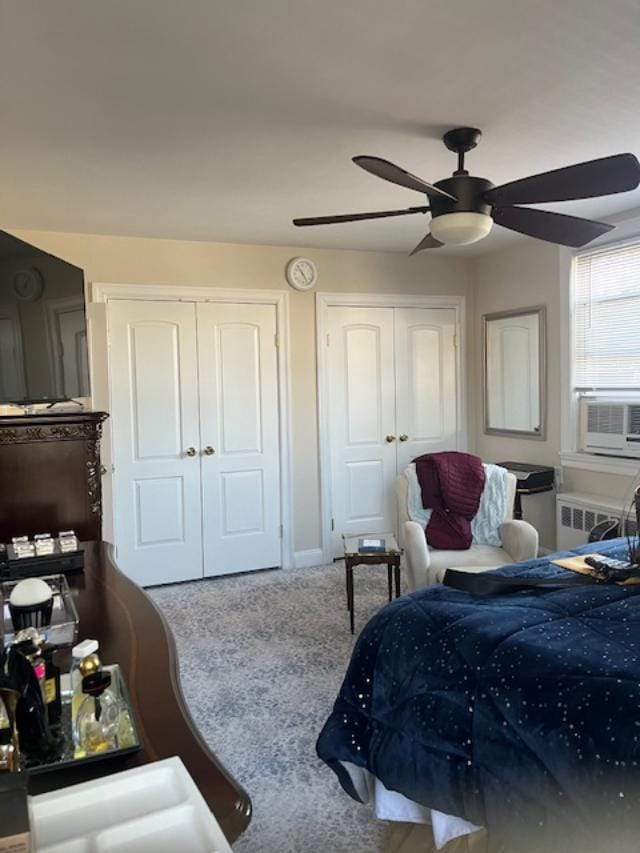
[23,664,141,776]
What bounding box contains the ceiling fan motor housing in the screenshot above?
[429,175,494,219]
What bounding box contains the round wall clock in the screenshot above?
[285,257,317,291]
[13,267,44,302]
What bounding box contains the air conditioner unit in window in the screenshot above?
[580,398,640,458]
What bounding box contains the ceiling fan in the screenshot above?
[292,127,640,254]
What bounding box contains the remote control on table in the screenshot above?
[584,555,640,581]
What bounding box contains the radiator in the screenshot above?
[556,491,637,550]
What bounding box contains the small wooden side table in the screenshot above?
[343,533,402,634]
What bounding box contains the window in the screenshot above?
[574,239,640,390]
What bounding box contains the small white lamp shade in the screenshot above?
[430,212,494,246]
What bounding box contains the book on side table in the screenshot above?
[358,537,387,553]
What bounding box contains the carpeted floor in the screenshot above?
[150,561,394,852]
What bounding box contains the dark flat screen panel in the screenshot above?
[0,230,88,403]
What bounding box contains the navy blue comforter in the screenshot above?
[317,540,640,852]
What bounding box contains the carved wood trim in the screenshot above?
[86,439,102,516]
[0,423,102,444]
[0,419,105,445]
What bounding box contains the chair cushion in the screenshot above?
[429,545,512,584]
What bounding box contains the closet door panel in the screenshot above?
[395,307,458,473]
[108,300,203,586]
[198,302,281,576]
[327,307,397,555]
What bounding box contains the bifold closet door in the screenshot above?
[327,306,397,555]
[197,302,281,576]
[394,307,458,472]
[326,304,459,554]
[108,300,203,587]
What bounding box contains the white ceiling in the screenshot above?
[1,0,640,255]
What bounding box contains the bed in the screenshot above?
[317,538,640,853]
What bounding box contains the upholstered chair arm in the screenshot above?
[403,520,431,592]
[500,519,539,563]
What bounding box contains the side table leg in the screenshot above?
[387,563,393,602]
[346,561,355,634]
[394,561,401,598]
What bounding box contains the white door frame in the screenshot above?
[92,282,294,571]
[316,291,467,565]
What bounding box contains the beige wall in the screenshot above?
[13,229,475,555]
[473,240,638,550]
[472,242,561,549]
[13,227,635,557]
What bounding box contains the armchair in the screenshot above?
[397,469,539,591]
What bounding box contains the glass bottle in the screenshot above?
[70,639,99,694]
[70,639,99,723]
[74,670,119,756]
[5,643,51,760]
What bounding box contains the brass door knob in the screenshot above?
[203,446,215,456]
[385,434,396,443]
[399,434,409,442]
[185,447,197,457]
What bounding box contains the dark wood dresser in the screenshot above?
[0,410,108,542]
[28,543,252,842]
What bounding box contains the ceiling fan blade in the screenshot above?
[485,153,640,206]
[493,206,614,247]
[353,156,457,201]
[409,232,444,256]
[293,206,429,227]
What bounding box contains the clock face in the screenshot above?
[286,257,317,291]
[13,268,44,302]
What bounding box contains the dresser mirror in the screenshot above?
[483,305,546,439]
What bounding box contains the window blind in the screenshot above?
[574,239,640,390]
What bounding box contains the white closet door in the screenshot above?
[327,306,397,555]
[394,307,458,473]
[109,300,203,587]
[197,302,281,576]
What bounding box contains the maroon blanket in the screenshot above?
[413,452,485,550]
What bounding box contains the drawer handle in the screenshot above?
[185,447,197,457]
[399,434,409,442]
[385,434,396,443]
[203,446,215,456]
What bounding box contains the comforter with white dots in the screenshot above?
[317,538,640,853]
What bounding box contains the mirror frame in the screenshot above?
[482,305,547,441]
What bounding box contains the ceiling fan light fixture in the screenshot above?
[429,212,494,245]
[295,129,638,252]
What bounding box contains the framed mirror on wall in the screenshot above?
[482,305,546,440]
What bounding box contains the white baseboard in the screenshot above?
[294,548,325,569]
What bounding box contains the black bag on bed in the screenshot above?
[442,567,597,595]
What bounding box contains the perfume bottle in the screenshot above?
[70,639,99,722]
[0,685,21,772]
[4,643,53,760]
[74,670,119,755]
[15,627,61,729]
